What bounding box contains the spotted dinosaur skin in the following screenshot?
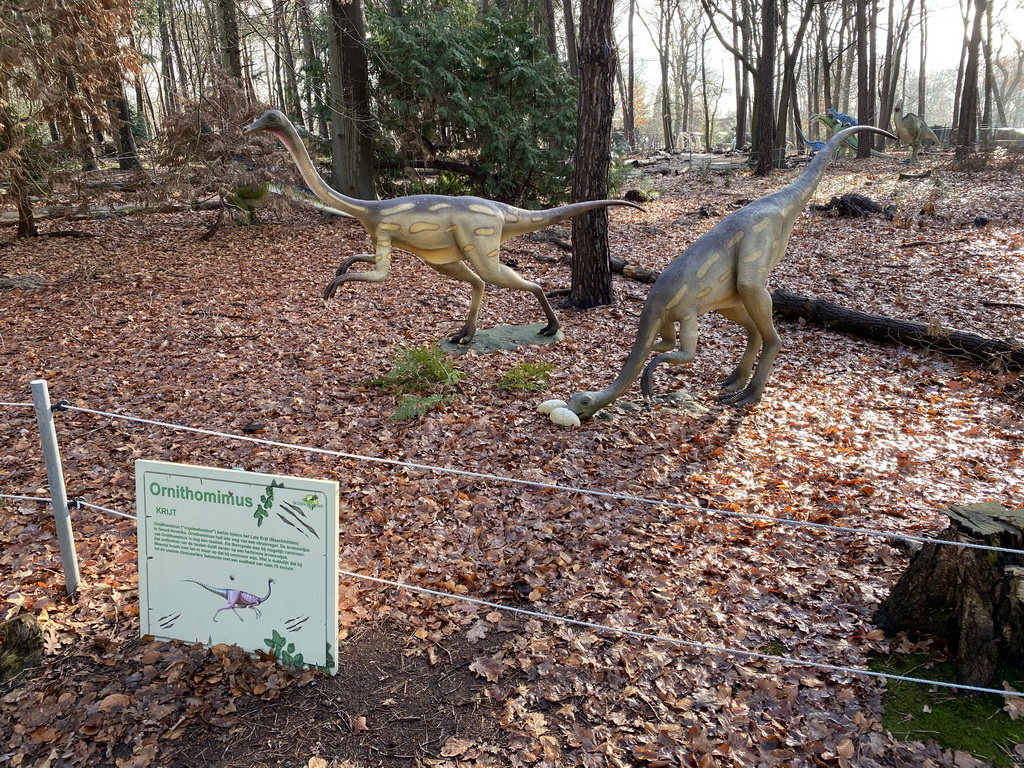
[892,100,940,163]
[243,109,643,344]
[567,125,897,420]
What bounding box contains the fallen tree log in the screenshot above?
[0,201,197,227]
[770,288,1024,371]
[539,253,1023,371]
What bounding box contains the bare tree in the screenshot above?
[955,0,988,160]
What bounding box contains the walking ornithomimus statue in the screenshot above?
[243,109,643,344]
[565,124,897,421]
[891,99,940,163]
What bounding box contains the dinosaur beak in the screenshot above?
[243,112,273,135]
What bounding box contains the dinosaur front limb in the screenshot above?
[323,244,393,300]
[335,253,375,276]
[639,319,698,401]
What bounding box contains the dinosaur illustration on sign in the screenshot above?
[185,578,275,622]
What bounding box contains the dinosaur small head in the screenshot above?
[567,391,602,420]
[243,109,290,136]
[893,99,904,114]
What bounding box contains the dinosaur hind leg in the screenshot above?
[471,258,559,337]
[719,286,781,407]
[716,305,762,392]
[426,260,487,344]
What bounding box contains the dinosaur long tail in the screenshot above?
[184,579,226,597]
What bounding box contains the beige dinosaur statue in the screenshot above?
[891,99,940,163]
[243,109,643,344]
[565,124,896,420]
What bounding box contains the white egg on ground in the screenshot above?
[549,407,581,427]
[536,399,568,415]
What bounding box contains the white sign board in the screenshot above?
[136,460,339,674]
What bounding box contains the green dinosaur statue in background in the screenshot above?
[891,99,941,163]
[812,113,890,158]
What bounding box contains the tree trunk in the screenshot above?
[109,91,141,171]
[327,0,376,200]
[874,502,1024,689]
[624,0,637,148]
[955,0,986,159]
[855,0,870,158]
[752,0,777,175]
[566,0,616,309]
[217,0,245,83]
[157,0,178,116]
[562,0,579,78]
[917,0,927,121]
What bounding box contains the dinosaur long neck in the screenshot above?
[260,579,273,602]
[589,312,665,407]
[268,124,370,219]
[787,125,874,208]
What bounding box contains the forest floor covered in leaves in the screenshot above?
[1,146,1023,768]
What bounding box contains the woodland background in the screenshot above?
[2,0,1024,766]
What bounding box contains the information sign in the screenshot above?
[136,460,339,673]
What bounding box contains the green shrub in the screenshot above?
[497,360,555,392]
[366,345,462,395]
[366,345,462,420]
[391,394,451,422]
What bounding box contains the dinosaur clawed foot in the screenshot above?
[538,321,560,337]
[718,387,761,408]
[717,371,749,392]
[322,279,344,301]
[447,326,476,345]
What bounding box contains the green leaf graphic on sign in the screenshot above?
[254,479,285,526]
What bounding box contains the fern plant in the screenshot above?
[366,345,462,420]
[497,361,555,392]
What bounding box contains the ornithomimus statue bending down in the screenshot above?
[567,125,896,420]
[243,110,642,344]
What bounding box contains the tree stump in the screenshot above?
[0,613,44,682]
[873,502,1024,689]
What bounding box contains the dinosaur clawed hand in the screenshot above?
[322,276,347,301]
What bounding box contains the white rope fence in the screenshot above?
[2,393,1023,701]
[58,403,1024,558]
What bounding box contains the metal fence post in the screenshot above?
[31,379,80,595]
